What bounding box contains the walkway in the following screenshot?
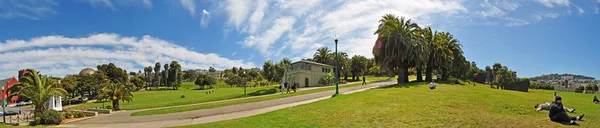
[59,81,397,128]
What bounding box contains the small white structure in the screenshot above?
[45,95,62,111]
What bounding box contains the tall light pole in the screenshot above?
[243,71,247,96]
[334,34,339,96]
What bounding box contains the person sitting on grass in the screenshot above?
[535,102,575,113]
[429,80,436,90]
[594,96,599,104]
[549,96,584,125]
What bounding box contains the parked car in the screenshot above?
[0,111,18,116]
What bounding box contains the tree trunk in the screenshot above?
[397,67,407,84]
[425,50,435,82]
[441,67,448,80]
[112,100,119,111]
[416,67,423,82]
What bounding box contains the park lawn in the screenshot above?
[131,81,381,116]
[73,82,279,110]
[180,82,600,128]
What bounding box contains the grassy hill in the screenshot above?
[180,81,600,128]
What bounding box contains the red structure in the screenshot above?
[0,77,20,104]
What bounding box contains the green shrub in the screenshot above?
[40,110,63,125]
[73,111,85,118]
[106,105,112,110]
[33,117,41,125]
[575,86,585,93]
[63,111,73,119]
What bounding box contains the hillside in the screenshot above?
[181,82,600,128]
[531,74,595,81]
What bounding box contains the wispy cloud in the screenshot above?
[232,52,236,56]
[201,9,211,28]
[536,0,570,8]
[0,0,58,20]
[0,33,255,78]
[180,0,196,17]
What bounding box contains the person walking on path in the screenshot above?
[362,76,367,85]
[280,82,285,94]
[292,82,297,93]
[286,82,291,94]
[549,96,584,125]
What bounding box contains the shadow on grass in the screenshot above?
[247,87,278,96]
[554,121,581,126]
[377,81,428,89]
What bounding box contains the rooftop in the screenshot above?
[292,60,333,67]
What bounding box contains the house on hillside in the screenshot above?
[284,60,335,88]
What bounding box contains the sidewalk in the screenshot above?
[59,81,397,128]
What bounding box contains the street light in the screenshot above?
[243,71,246,96]
[334,34,339,96]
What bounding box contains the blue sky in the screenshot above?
[1,0,600,79]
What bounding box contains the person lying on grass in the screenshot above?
[594,96,599,104]
[535,102,575,113]
[549,96,584,125]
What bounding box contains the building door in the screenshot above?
[305,78,309,87]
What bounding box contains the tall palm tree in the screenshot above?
[163,64,169,90]
[431,32,460,80]
[373,14,423,83]
[421,27,440,82]
[154,62,161,90]
[8,69,67,117]
[98,83,133,111]
[313,47,331,64]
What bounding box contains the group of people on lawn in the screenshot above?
[534,92,600,125]
[280,81,297,94]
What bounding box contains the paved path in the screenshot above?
[59,81,397,128]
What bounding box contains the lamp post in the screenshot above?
[334,34,339,96]
[1,86,5,123]
[243,71,246,96]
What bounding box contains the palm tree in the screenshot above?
[98,83,133,111]
[8,69,67,117]
[163,64,169,90]
[430,32,460,80]
[313,47,331,64]
[154,62,161,90]
[373,14,423,83]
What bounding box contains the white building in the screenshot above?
[45,96,62,111]
[284,60,334,88]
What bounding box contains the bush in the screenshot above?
[575,86,585,93]
[106,105,112,110]
[40,110,63,125]
[63,111,73,119]
[73,111,85,118]
[32,117,41,125]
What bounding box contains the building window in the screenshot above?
[308,65,311,70]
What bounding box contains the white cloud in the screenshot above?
[201,9,211,28]
[143,0,152,8]
[0,33,255,78]
[180,0,196,17]
[89,0,117,10]
[242,17,296,56]
[0,0,57,20]
[536,0,570,8]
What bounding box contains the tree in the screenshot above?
[154,62,161,90]
[262,61,275,81]
[223,70,234,78]
[350,55,368,81]
[97,83,133,110]
[61,75,79,99]
[485,66,492,84]
[163,64,169,89]
[492,63,503,89]
[144,66,153,90]
[232,67,238,75]
[585,84,599,92]
[209,67,216,73]
[369,65,381,76]
[313,47,331,64]
[195,74,215,90]
[8,69,68,117]
[97,63,128,85]
[169,61,182,90]
[130,76,146,90]
[224,75,245,87]
[374,14,426,83]
[182,69,198,82]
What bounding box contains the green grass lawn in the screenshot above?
[179,82,600,128]
[73,82,279,110]
[131,81,381,116]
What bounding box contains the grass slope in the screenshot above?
[74,82,279,110]
[131,80,383,116]
[180,82,600,128]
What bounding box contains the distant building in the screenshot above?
[0,77,20,104]
[284,60,334,88]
